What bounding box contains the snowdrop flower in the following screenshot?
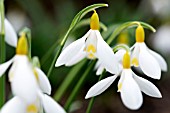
[55,11,119,74]
[0,18,17,47]
[0,34,44,104]
[0,93,66,113]
[131,24,167,79]
[86,51,162,110]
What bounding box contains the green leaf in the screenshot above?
[107,21,156,44]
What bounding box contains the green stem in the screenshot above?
[54,59,88,101]
[0,0,5,108]
[85,70,105,113]
[64,60,96,111]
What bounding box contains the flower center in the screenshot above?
[26,104,38,113]
[136,25,145,43]
[122,52,130,69]
[132,57,139,67]
[90,10,99,30]
[16,33,28,55]
[86,44,96,59]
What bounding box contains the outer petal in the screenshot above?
[139,43,161,79]
[11,56,39,104]
[149,49,167,72]
[96,31,119,74]
[35,67,51,95]
[133,73,162,98]
[85,75,118,99]
[4,19,17,47]
[0,58,14,77]
[120,69,143,110]
[42,94,66,113]
[55,30,90,67]
[0,96,26,113]
[65,46,86,66]
[96,65,104,75]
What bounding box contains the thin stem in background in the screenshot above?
[0,0,5,108]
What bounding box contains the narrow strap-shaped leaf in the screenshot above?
[47,3,108,77]
[107,21,156,44]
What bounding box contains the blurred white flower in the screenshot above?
[0,19,17,47]
[86,52,162,110]
[0,93,66,113]
[152,25,170,54]
[55,11,119,74]
[131,25,167,79]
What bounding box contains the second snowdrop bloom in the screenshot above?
[0,93,66,113]
[86,52,162,110]
[131,24,167,79]
[55,11,119,74]
[0,18,18,47]
[0,34,40,104]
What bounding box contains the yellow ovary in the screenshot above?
[90,10,99,30]
[132,58,139,67]
[86,44,96,59]
[136,25,145,43]
[122,52,130,69]
[16,33,28,55]
[26,104,38,113]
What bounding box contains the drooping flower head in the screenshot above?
[55,10,119,74]
[131,24,167,79]
[86,50,162,110]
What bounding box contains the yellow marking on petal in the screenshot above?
[136,25,145,43]
[9,73,14,82]
[33,69,39,82]
[132,58,139,67]
[86,44,96,53]
[16,33,28,55]
[88,53,95,59]
[26,104,38,113]
[90,10,99,30]
[123,52,130,69]
[118,83,122,92]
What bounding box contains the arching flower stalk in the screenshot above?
[86,51,162,110]
[131,24,167,79]
[55,10,119,74]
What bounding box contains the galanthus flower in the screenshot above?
[0,92,66,113]
[55,10,119,74]
[131,24,167,79]
[86,51,162,110]
[0,34,50,104]
[0,18,17,47]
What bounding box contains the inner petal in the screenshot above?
[132,58,139,67]
[27,104,38,113]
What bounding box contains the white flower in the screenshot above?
[0,18,17,47]
[85,52,162,110]
[0,93,66,113]
[55,11,119,74]
[0,35,51,104]
[131,25,167,79]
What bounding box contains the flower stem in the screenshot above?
[64,60,96,111]
[85,70,105,113]
[0,0,5,108]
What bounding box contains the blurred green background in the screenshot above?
[4,0,170,113]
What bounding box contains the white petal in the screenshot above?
[0,58,13,77]
[65,46,86,66]
[55,30,90,67]
[4,19,18,47]
[149,49,167,72]
[85,75,118,99]
[96,31,119,74]
[42,94,66,113]
[35,67,51,95]
[133,73,162,98]
[139,43,161,79]
[0,96,26,113]
[96,65,104,75]
[11,56,39,104]
[120,69,143,110]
